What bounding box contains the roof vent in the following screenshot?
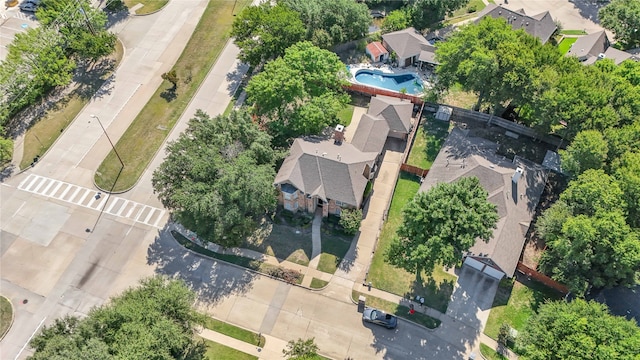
[512,167,524,183]
[322,152,327,157]
[334,124,345,144]
[598,53,606,59]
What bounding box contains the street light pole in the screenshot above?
[90,114,124,168]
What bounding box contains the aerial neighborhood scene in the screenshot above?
[2,0,640,359]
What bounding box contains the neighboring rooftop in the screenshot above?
[419,128,546,277]
[566,30,639,65]
[476,4,557,44]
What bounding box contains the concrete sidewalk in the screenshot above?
[199,328,288,360]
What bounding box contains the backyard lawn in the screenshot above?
[366,173,456,313]
[337,104,355,126]
[406,119,450,169]
[484,276,563,342]
[558,37,578,54]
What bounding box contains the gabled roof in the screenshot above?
[366,41,389,59]
[381,27,431,60]
[419,128,546,277]
[567,30,609,61]
[476,4,557,44]
[603,47,635,64]
[274,138,377,208]
[368,95,413,133]
[351,113,390,154]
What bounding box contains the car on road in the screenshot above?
[362,307,398,329]
[19,0,37,11]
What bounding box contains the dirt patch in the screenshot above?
[521,171,570,268]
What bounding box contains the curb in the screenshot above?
[168,228,313,291]
[349,290,438,332]
[0,296,15,341]
[129,0,170,17]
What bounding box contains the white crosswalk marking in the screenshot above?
[17,174,166,228]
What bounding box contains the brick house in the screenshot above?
[274,95,414,217]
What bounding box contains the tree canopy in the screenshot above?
[231,3,306,67]
[537,170,640,295]
[386,177,498,275]
[246,41,349,145]
[279,0,371,49]
[613,151,640,227]
[408,0,469,31]
[560,130,608,177]
[520,299,640,360]
[435,17,550,113]
[381,9,411,34]
[29,276,206,360]
[599,0,640,50]
[152,110,278,248]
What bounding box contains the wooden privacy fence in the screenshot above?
[516,262,569,295]
[400,164,428,178]
[344,83,424,104]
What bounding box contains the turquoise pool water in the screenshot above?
[354,69,424,94]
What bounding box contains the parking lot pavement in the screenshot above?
[0,10,38,61]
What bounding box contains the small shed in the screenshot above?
[365,42,389,63]
[435,105,452,121]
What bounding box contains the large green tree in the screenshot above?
[386,177,499,275]
[435,17,546,113]
[231,3,306,67]
[409,0,469,30]
[38,0,116,60]
[613,151,640,228]
[29,276,206,360]
[381,9,411,34]
[520,299,640,360]
[599,0,640,50]
[152,110,278,248]
[560,130,608,177]
[539,210,640,294]
[280,0,370,48]
[246,41,349,144]
[559,169,626,217]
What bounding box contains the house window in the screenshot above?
[335,207,341,216]
[335,200,345,207]
[283,191,298,201]
[284,202,293,211]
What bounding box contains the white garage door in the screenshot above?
[463,256,484,271]
[482,265,505,280]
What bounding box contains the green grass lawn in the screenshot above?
[443,83,479,110]
[203,339,257,360]
[337,104,355,126]
[95,0,253,192]
[484,277,563,341]
[353,291,441,329]
[406,119,450,169]
[20,40,125,170]
[560,29,587,35]
[203,317,265,347]
[242,223,312,266]
[367,173,456,313]
[480,343,508,360]
[450,0,486,18]
[124,0,169,14]
[558,37,578,54]
[310,278,329,289]
[317,233,353,274]
[0,296,12,339]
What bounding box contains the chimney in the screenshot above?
[334,124,345,144]
[512,167,524,183]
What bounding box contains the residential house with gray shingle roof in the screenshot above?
[566,30,639,65]
[381,27,438,68]
[274,96,414,217]
[476,4,557,44]
[419,128,546,279]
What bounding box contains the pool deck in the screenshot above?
[347,63,433,94]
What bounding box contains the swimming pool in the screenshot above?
[354,69,424,94]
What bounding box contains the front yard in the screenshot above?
[243,221,313,266]
[366,173,456,313]
[484,275,563,345]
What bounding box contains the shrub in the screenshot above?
[339,208,363,235]
[267,267,302,284]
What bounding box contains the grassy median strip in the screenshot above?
[202,339,258,360]
[0,296,12,339]
[310,278,329,289]
[203,317,265,347]
[353,291,441,329]
[124,0,169,15]
[480,343,508,360]
[95,0,253,192]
